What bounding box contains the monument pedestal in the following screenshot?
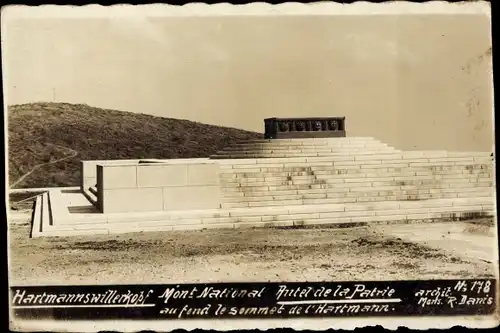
[264,117,346,139]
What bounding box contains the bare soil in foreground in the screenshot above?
[8,215,498,286]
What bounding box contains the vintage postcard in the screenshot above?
[3,1,498,332]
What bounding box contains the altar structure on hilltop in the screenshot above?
[30,117,496,237]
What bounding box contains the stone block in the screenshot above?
[235,163,283,169]
[229,216,262,223]
[405,212,432,220]
[162,185,220,211]
[341,177,369,184]
[137,164,188,188]
[233,221,268,229]
[187,163,220,186]
[336,160,380,166]
[473,157,494,163]
[48,189,71,220]
[363,163,409,169]
[308,156,352,162]
[111,225,175,233]
[326,197,358,204]
[349,186,374,192]
[248,199,301,207]
[170,224,204,231]
[375,208,428,215]
[354,154,402,161]
[402,151,447,159]
[429,157,474,163]
[439,206,480,213]
[229,160,259,167]
[231,168,263,173]
[31,196,42,236]
[218,158,257,165]
[228,207,289,217]
[301,193,327,199]
[99,165,137,190]
[102,187,163,213]
[346,201,401,211]
[104,211,169,224]
[245,196,280,202]
[275,213,320,221]
[83,177,97,188]
[292,204,345,214]
[191,223,235,230]
[354,215,407,223]
[219,165,234,170]
[169,210,230,220]
[82,161,98,179]
[302,217,352,225]
[319,211,373,218]
[289,161,334,167]
[371,181,396,187]
[246,190,293,197]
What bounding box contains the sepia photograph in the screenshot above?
[3,1,498,331]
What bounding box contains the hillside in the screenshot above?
[7,102,262,188]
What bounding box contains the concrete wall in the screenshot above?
[3,13,493,151]
[96,160,221,213]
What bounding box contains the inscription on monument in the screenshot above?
[264,117,346,139]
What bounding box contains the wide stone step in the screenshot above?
[214,154,492,167]
[33,197,495,236]
[221,188,493,202]
[221,145,392,151]
[30,191,54,237]
[219,162,493,171]
[220,171,492,182]
[237,137,379,144]
[220,169,492,180]
[41,192,52,228]
[214,150,397,157]
[220,177,493,189]
[89,186,98,197]
[30,195,43,237]
[220,182,492,195]
[220,191,494,208]
[82,186,98,208]
[214,149,397,155]
[211,152,400,159]
[221,185,492,198]
[218,162,493,174]
[218,145,393,151]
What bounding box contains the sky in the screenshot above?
[2,13,494,151]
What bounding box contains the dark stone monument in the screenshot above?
[264,117,346,139]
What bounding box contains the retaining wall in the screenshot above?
[95,159,221,213]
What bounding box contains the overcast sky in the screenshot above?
[2,14,494,151]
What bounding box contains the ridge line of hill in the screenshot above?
[7,102,262,188]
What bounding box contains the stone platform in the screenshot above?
[28,137,496,237]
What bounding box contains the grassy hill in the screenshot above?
[7,102,262,189]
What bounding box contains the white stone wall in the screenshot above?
[96,160,221,213]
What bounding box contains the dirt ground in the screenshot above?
[8,213,498,286]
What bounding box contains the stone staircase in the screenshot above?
[30,189,495,237]
[213,138,494,210]
[210,137,399,159]
[27,137,496,237]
